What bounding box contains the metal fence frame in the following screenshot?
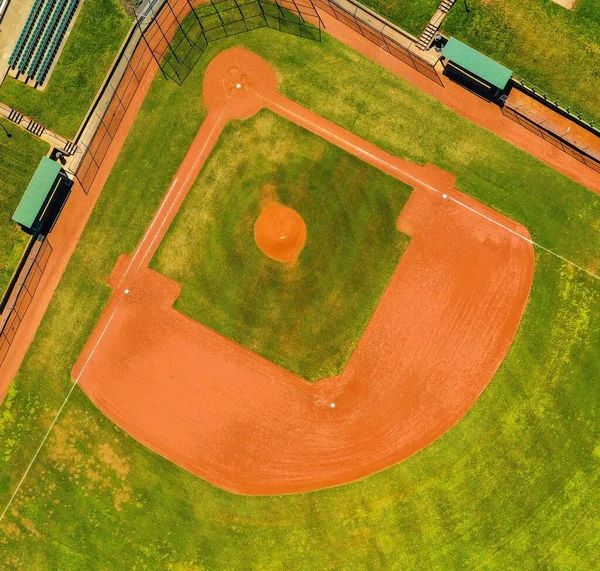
[0,237,53,367]
[312,0,442,85]
[502,102,600,175]
[139,0,322,84]
[74,0,322,193]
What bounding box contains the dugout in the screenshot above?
[441,38,512,101]
[12,156,71,235]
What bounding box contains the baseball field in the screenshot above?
[1,7,600,570]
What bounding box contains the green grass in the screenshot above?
[0,0,130,138]
[443,0,600,123]
[360,0,600,125]
[0,27,599,569]
[0,119,49,298]
[356,0,439,37]
[151,111,411,380]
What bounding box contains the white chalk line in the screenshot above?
[132,109,225,274]
[0,295,125,524]
[0,110,226,525]
[2,92,598,525]
[262,93,599,282]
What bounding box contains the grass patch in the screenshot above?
[152,111,411,380]
[361,0,600,123]
[358,0,439,37]
[0,27,599,568]
[0,0,131,138]
[0,119,48,297]
[442,0,600,123]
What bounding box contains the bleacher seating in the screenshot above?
[8,0,81,86]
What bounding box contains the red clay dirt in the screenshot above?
[2,0,598,407]
[73,48,535,495]
[254,203,307,262]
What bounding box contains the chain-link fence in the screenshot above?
[312,0,442,85]
[0,237,53,367]
[502,101,600,175]
[74,0,321,194]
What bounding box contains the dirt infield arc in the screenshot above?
[72,49,534,495]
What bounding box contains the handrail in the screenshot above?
[511,74,600,137]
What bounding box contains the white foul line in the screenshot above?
[0,294,125,524]
[0,110,226,525]
[262,93,600,282]
[2,93,598,524]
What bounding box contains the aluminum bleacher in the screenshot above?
[7,0,81,87]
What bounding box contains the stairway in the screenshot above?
[63,140,78,155]
[417,22,439,50]
[26,119,45,137]
[8,109,24,124]
[440,0,456,13]
[417,0,458,50]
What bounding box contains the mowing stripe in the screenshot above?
[2,86,598,527]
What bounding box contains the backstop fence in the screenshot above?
[74,0,322,194]
[0,237,52,367]
[502,101,600,175]
[312,0,442,85]
[140,0,322,85]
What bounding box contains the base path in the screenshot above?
[74,49,535,495]
[2,0,596,405]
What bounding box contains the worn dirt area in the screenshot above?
[74,48,535,495]
[3,0,598,407]
[551,0,577,9]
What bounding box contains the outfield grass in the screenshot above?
[0,0,130,139]
[344,0,438,37]
[0,27,599,569]
[443,0,600,123]
[0,119,49,299]
[151,111,411,380]
[361,0,600,125]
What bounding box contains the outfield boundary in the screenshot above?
[312,0,442,85]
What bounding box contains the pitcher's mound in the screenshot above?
[254,203,306,262]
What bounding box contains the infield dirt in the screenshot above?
[2,0,597,406]
[73,48,535,494]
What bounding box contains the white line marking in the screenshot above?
[133,110,225,275]
[261,93,599,281]
[0,111,227,524]
[119,176,179,284]
[0,294,125,524]
[2,92,598,525]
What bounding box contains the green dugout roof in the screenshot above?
[12,157,61,230]
[442,37,513,90]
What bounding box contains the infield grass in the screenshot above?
[0,27,599,569]
[0,119,49,298]
[0,0,130,138]
[151,111,411,380]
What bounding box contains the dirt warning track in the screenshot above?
[74,48,534,495]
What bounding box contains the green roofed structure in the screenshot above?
[442,37,513,98]
[12,156,62,232]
